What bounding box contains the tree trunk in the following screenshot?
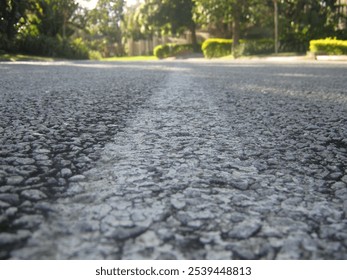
[62,18,66,40]
[231,1,242,58]
[274,0,279,53]
[232,19,240,57]
[117,35,125,56]
[190,22,198,52]
[6,0,18,40]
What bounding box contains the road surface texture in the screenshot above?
[0,60,347,259]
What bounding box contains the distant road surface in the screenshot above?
[0,60,346,259]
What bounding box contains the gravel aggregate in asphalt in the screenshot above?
[0,60,347,259]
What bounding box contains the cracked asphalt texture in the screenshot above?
[0,60,347,260]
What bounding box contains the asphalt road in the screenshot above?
[0,60,346,259]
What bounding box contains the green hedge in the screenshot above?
[201,38,233,58]
[153,43,196,59]
[309,38,347,55]
[202,38,274,58]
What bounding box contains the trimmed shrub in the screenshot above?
[202,38,275,58]
[309,38,347,55]
[201,38,232,58]
[153,43,195,59]
[154,44,170,59]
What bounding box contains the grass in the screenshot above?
[101,55,157,61]
[0,53,56,62]
[0,53,157,62]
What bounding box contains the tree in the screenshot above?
[89,0,125,56]
[0,0,31,49]
[139,0,199,51]
[197,0,346,54]
[34,0,79,39]
[197,0,248,57]
[230,0,245,56]
[196,0,232,38]
[122,1,148,40]
[274,0,278,53]
[278,0,345,51]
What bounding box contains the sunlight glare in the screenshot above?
[77,0,140,10]
[77,0,97,9]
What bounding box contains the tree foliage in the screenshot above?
[89,0,124,42]
[33,0,79,38]
[278,0,345,51]
[0,0,32,49]
[197,0,346,53]
[138,0,198,49]
[0,0,346,56]
[88,0,125,56]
